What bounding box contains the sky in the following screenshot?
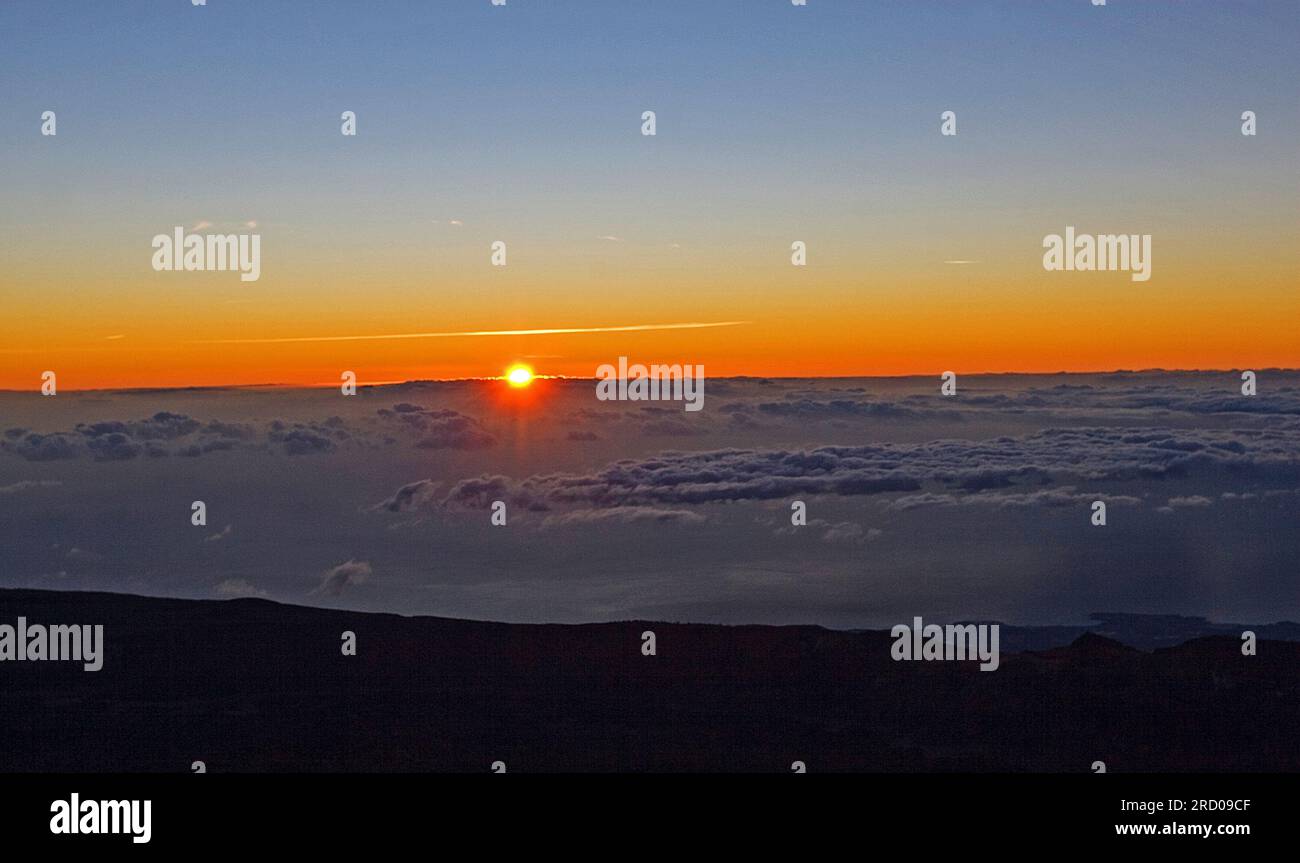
[1,1,1298,389]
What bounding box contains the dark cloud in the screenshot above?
[3,413,352,460]
[541,507,706,527]
[269,425,336,455]
[414,421,494,450]
[887,488,1144,511]
[377,405,495,450]
[85,432,142,461]
[2,432,82,461]
[912,379,1300,419]
[442,475,549,511]
[380,423,1300,518]
[76,412,200,441]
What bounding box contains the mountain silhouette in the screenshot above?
[1,589,1296,772]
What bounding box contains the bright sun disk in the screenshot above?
[506,365,534,387]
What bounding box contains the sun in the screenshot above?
[505,364,534,387]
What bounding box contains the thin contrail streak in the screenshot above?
[193,320,750,345]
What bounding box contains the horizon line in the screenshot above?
[0,585,1295,632]
[2,366,1293,395]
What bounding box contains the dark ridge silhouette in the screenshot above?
[1,589,1296,772]
[957,613,1300,653]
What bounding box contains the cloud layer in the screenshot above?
[3,372,1299,627]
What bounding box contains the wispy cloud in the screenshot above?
[193,320,750,345]
[312,559,373,596]
[204,524,234,543]
[215,578,267,598]
[0,480,62,494]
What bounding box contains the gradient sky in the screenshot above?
[2,0,1298,389]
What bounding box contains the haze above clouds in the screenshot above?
[2,372,1298,628]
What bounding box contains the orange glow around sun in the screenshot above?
[506,364,534,387]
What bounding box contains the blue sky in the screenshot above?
[4,0,1297,209]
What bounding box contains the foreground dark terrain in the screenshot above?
[1,589,1297,772]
